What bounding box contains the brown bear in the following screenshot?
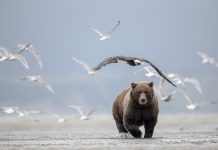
[112,82,159,138]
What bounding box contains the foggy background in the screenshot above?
[0,0,218,115]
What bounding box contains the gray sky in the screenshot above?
[0,0,218,114]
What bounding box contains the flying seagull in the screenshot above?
[92,56,176,87]
[134,65,161,78]
[0,106,19,114]
[154,78,178,102]
[167,73,202,93]
[20,75,55,94]
[72,57,96,75]
[91,20,120,41]
[0,47,29,69]
[198,51,216,64]
[16,43,43,70]
[180,91,217,110]
[14,108,41,122]
[53,114,68,123]
[0,106,41,122]
[68,105,97,120]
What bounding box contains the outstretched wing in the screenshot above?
[29,48,43,70]
[118,56,176,87]
[92,56,119,71]
[87,108,97,117]
[92,55,176,87]
[107,20,121,35]
[69,105,86,117]
[72,57,94,73]
[37,76,55,94]
[15,54,29,70]
[91,27,105,37]
[138,57,176,87]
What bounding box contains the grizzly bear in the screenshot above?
[112,82,159,138]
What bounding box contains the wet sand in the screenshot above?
[0,114,218,150]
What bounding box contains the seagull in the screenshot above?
[16,43,43,70]
[92,56,176,87]
[14,109,41,122]
[0,106,19,114]
[135,65,161,78]
[72,57,96,75]
[91,20,120,41]
[53,114,68,123]
[0,106,41,122]
[68,105,96,120]
[166,72,202,93]
[19,75,55,94]
[154,78,177,102]
[181,91,217,110]
[0,47,29,69]
[198,51,217,65]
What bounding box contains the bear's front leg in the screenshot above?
[124,119,141,138]
[144,118,157,138]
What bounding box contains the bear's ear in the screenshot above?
[149,82,154,87]
[131,82,137,89]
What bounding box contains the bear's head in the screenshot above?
[130,82,154,106]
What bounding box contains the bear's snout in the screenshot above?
[139,93,147,105]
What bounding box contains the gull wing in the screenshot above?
[91,27,105,37]
[184,78,202,93]
[87,108,97,117]
[72,57,94,73]
[107,20,121,35]
[37,76,55,94]
[92,56,119,71]
[0,47,10,56]
[29,48,43,70]
[181,91,194,105]
[69,105,86,117]
[14,54,29,70]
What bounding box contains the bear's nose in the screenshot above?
[141,99,146,103]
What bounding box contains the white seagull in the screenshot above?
[53,114,68,123]
[154,78,177,102]
[181,92,217,110]
[72,57,96,75]
[0,106,19,114]
[14,109,41,122]
[91,20,120,41]
[20,75,55,94]
[134,65,161,78]
[166,72,202,93]
[16,43,43,70]
[0,47,29,69]
[198,51,217,65]
[68,105,96,120]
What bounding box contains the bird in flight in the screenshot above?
[167,73,202,93]
[16,43,43,70]
[198,51,218,67]
[154,78,178,102]
[180,91,217,110]
[92,56,176,87]
[68,105,97,120]
[19,75,55,94]
[0,47,29,69]
[91,20,120,41]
